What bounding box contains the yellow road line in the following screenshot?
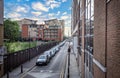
[60,54,67,78]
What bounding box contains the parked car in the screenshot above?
[44,51,52,59]
[50,48,56,57]
[36,55,49,66]
[55,47,59,52]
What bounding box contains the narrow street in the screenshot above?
[21,42,69,78]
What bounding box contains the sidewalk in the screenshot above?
[69,53,81,78]
[2,56,38,78]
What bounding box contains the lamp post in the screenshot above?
[29,30,30,61]
[67,45,71,78]
[6,55,9,78]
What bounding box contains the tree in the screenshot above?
[4,19,20,42]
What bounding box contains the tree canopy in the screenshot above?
[4,19,20,42]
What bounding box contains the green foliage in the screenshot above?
[4,42,37,53]
[4,19,20,42]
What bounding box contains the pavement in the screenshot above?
[2,56,38,78]
[69,53,81,78]
[61,45,81,78]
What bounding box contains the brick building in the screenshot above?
[0,0,4,77]
[43,19,64,41]
[20,19,64,41]
[17,18,37,31]
[21,24,44,40]
[43,25,62,41]
[18,18,39,40]
[71,0,120,78]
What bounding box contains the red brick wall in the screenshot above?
[0,26,3,46]
[93,63,105,78]
[38,29,44,40]
[58,29,62,41]
[94,0,106,78]
[22,24,28,38]
[107,0,120,78]
[94,0,106,66]
[43,29,62,41]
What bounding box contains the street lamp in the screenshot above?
[67,45,71,78]
[29,29,30,61]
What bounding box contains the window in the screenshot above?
[85,0,94,77]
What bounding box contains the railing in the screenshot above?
[3,42,58,74]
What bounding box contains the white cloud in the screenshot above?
[16,6,28,13]
[62,0,67,2]
[46,0,61,9]
[62,12,67,15]
[64,26,71,37]
[61,15,69,20]
[8,12,21,18]
[69,7,71,10]
[65,19,71,26]
[31,11,42,16]
[48,13,54,17]
[57,11,60,15]
[48,13,56,19]
[32,2,49,12]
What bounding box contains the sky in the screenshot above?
[4,0,71,36]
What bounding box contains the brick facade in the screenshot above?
[43,28,62,41]
[22,24,29,39]
[0,0,3,77]
[0,26,3,46]
[72,0,120,78]
[107,0,120,78]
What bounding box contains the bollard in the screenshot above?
[21,65,23,73]
[7,71,9,78]
[67,46,71,78]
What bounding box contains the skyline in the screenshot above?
[4,0,72,36]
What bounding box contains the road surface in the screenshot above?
[21,42,69,78]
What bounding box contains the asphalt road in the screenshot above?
[22,42,69,78]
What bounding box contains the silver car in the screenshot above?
[36,55,49,66]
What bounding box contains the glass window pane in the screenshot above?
[88,4,91,19]
[91,0,94,16]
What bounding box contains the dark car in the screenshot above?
[36,55,49,66]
